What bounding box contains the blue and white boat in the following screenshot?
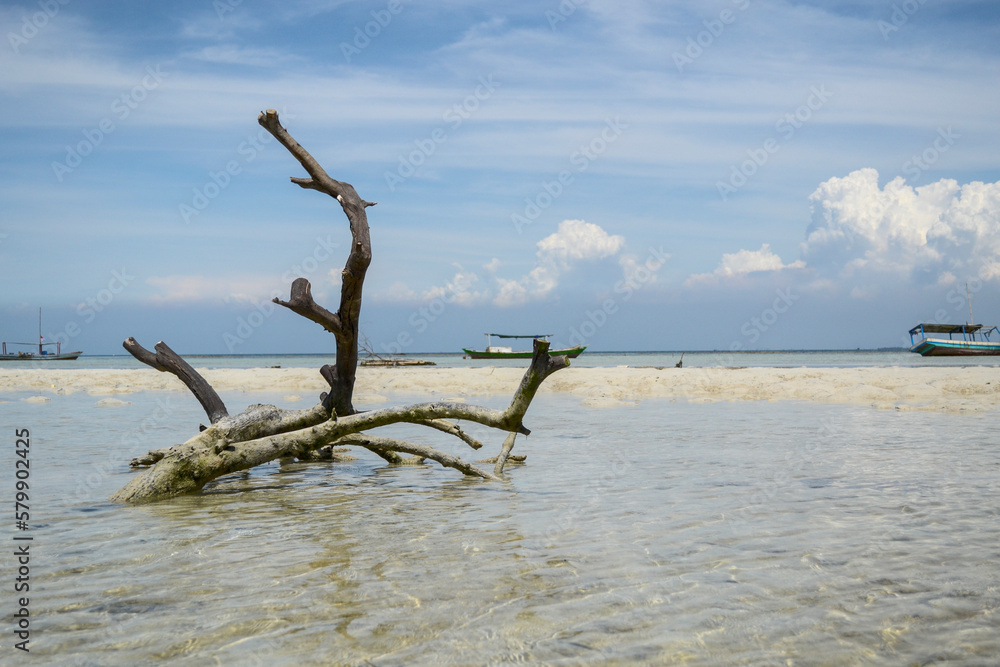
[908,323,1000,356]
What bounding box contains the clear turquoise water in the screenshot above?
[3,358,999,664]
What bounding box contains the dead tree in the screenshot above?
[110,110,569,505]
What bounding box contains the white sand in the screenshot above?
[2,365,999,413]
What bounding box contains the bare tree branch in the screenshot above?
[273,278,343,337]
[110,342,565,504]
[110,114,573,505]
[258,109,371,417]
[493,432,518,476]
[123,337,229,424]
[415,419,484,450]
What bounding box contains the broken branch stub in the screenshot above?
[110,112,570,504]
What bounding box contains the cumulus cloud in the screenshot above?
[422,265,488,306]
[689,170,1000,297]
[686,243,804,286]
[483,257,502,274]
[378,265,489,306]
[372,219,639,307]
[536,219,626,266]
[801,168,1000,289]
[493,219,626,306]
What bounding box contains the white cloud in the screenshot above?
[537,219,626,266]
[493,219,626,306]
[179,12,264,40]
[801,168,1000,289]
[421,265,488,306]
[370,220,634,307]
[146,275,278,304]
[686,243,803,286]
[379,281,418,302]
[183,45,298,68]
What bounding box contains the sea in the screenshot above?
[8,347,1000,371]
[2,351,999,665]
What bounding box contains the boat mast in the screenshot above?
[967,282,974,324]
[38,307,42,355]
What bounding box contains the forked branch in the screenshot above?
[258,109,371,417]
[111,112,572,505]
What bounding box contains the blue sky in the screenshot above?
[2,0,1000,355]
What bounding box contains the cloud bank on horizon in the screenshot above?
[1,1,999,352]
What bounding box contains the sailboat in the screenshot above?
[1,308,82,361]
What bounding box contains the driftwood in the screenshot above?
[110,110,570,504]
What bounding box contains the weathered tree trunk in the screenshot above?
[110,110,570,505]
[257,108,373,417]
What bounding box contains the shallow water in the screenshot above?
[9,348,1000,371]
[4,389,999,665]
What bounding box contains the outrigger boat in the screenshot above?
[908,323,1000,356]
[1,309,82,361]
[462,333,586,360]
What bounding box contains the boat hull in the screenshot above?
[0,352,82,361]
[909,339,1000,356]
[462,346,586,359]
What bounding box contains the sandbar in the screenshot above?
[2,365,999,413]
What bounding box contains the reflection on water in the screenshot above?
[9,391,1000,665]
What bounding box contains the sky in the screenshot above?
[1,0,1000,355]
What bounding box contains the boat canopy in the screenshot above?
[908,323,989,336]
[487,333,552,339]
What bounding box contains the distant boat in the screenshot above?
[1,308,82,361]
[908,323,1000,356]
[462,333,586,360]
